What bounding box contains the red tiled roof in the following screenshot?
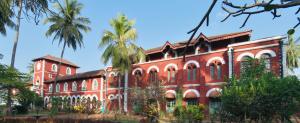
[145,30,252,54]
[45,70,105,83]
[32,55,79,68]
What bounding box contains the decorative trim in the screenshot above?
[132,68,143,75]
[236,52,255,61]
[133,49,227,66]
[147,65,160,73]
[183,60,200,69]
[206,57,226,66]
[183,89,200,98]
[161,85,178,88]
[206,88,222,97]
[164,63,178,72]
[183,84,201,87]
[255,49,277,58]
[228,36,284,47]
[235,44,279,52]
[205,82,227,86]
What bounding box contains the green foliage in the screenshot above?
[49,97,61,116]
[45,0,91,51]
[173,104,205,122]
[0,0,14,36]
[286,30,300,71]
[99,13,145,73]
[221,59,300,122]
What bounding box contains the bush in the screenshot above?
[13,105,28,114]
[173,104,205,122]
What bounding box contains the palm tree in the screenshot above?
[10,0,49,68]
[99,14,145,113]
[286,30,300,72]
[0,0,14,36]
[45,0,90,98]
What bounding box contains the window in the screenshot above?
[209,98,221,116]
[66,67,71,75]
[167,67,176,83]
[261,54,271,70]
[240,56,252,74]
[49,84,53,92]
[210,64,215,80]
[55,83,60,92]
[52,64,57,72]
[72,82,77,91]
[110,74,117,88]
[134,70,142,86]
[35,77,40,86]
[186,99,198,105]
[217,64,222,80]
[166,99,176,112]
[64,82,68,92]
[187,64,197,81]
[92,79,98,90]
[81,80,87,91]
[49,74,52,79]
[149,69,158,82]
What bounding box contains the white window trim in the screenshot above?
[52,64,58,72]
[92,79,98,90]
[183,60,200,69]
[206,57,226,66]
[66,67,71,75]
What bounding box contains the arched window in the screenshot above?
[36,77,40,86]
[52,64,57,72]
[149,69,158,82]
[64,82,68,92]
[66,67,71,75]
[187,64,197,81]
[261,53,271,70]
[55,83,60,92]
[167,67,176,83]
[81,80,87,91]
[210,64,215,80]
[110,74,117,88]
[134,70,142,86]
[217,64,222,80]
[92,79,98,90]
[49,84,53,92]
[72,82,77,91]
[240,56,252,74]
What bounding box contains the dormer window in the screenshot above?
[66,67,71,75]
[52,64,57,72]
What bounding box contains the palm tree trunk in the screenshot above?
[7,1,22,116]
[124,70,128,113]
[118,73,122,113]
[10,0,22,68]
[51,41,67,100]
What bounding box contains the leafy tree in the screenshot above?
[44,0,90,100]
[0,64,28,115]
[0,0,14,36]
[220,59,300,122]
[99,13,145,113]
[286,30,300,71]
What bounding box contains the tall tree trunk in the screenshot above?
[7,1,22,116]
[118,73,122,113]
[51,41,67,101]
[124,70,128,113]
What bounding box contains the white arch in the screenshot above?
[164,63,178,72]
[206,57,226,66]
[183,60,200,69]
[255,49,276,58]
[183,89,200,98]
[236,52,255,61]
[108,72,116,77]
[132,68,143,75]
[108,94,115,100]
[44,96,49,102]
[147,65,160,73]
[206,88,222,97]
[165,90,176,96]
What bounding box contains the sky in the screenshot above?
[0,0,299,75]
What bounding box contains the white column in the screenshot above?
[281,40,287,77]
[228,47,234,78]
[100,77,104,109]
[124,70,128,112]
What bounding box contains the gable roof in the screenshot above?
[45,69,105,83]
[145,30,252,54]
[32,55,79,68]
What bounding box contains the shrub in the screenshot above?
[13,105,28,114]
[173,104,205,122]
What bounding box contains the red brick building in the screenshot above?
[31,30,286,114]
